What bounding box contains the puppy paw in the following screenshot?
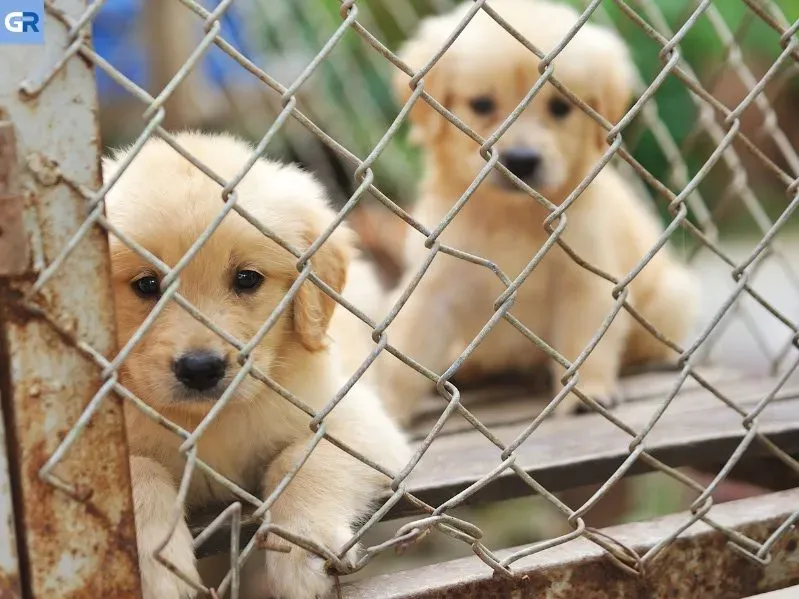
[573,396,618,415]
[138,520,201,599]
[554,382,621,417]
[264,525,357,599]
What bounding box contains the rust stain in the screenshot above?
[384,519,799,599]
[0,197,30,278]
[0,121,16,195]
[0,285,97,353]
[25,153,61,187]
[11,356,141,599]
[0,571,22,599]
[0,123,30,278]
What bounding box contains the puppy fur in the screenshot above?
[104,133,409,599]
[382,0,698,423]
[330,257,388,388]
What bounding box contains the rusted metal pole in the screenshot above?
[0,350,22,598]
[0,2,142,597]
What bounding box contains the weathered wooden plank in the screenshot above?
[393,373,799,517]
[408,365,749,439]
[343,488,799,599]
[190,371,799,556]
[719,458,799,492]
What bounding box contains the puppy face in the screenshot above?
[104,133,350,417]
[395,0,634,199]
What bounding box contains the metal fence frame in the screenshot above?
[1,0,799,597]
[0,3,140,595]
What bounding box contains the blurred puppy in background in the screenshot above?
[382,0,698,424]
[105,133,409,599]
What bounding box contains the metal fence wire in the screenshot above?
[2,0,799,597]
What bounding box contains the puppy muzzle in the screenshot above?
[172,350,229,400]
[496,147,546,190]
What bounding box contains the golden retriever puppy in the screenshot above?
[104,132,409,599]
[383,0,698,422]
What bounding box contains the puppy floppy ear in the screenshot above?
[585,27,635,151]
[293,223,353,351]
[393,17,450,146]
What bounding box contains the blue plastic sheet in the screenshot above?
[92,0,254,98]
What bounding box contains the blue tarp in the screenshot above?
[92,0,254,98]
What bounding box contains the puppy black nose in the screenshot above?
[173,351,227,391]
[500,148,542,180]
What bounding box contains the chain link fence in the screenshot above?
[2,0,799,597]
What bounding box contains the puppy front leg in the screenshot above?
[550,267,630,416]
[380,263,461,425]
[260,438,388,599]
[130,455,200,599]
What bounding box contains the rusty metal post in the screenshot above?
[0,2,142,597]
[0,372,22,598]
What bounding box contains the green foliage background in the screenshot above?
[255,0,798,237]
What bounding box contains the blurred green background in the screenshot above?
[99,0,799,243]
[233,0,799,240]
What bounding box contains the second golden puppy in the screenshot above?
[383,0,697,422]
[105,133,409,599]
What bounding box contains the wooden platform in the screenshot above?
[342,488,799,598]
[392,368,799,517]
[190,367,799,558]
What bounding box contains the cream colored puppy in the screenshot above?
[383,0,697,422]
[104,133,409,599]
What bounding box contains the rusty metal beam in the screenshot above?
[343,488,799,599]
[0,2,142,597]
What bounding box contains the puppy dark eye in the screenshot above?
[469,95,495,116]
[548,97,572,119]
[234,270,264,294]
[132,275,160,298]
